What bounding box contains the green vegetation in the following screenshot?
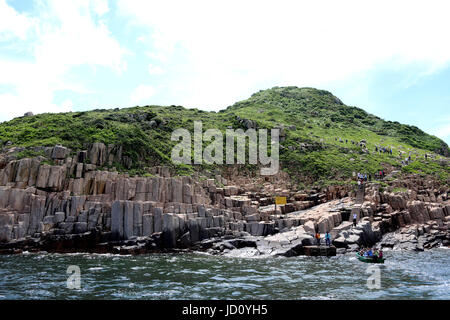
[15,149,45,160]
[0,87,448,185]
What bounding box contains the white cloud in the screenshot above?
[118,0,450,110]
[90,0,109,16]
[0,0,34,40]
[148,64,165,75]
[35,0,127,74]
[130,85,156,105]
[0,0,127,122]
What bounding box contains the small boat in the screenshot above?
[356,252,385,263]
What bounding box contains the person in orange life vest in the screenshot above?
[315,232,321,246]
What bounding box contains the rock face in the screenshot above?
[0,144,449,255]
[331,219,381,249]
[51,146,70,160]
[0,144,298,252]
[378,222,450,251]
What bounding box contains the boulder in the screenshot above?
[429,207,445,220]
[345,234,361,245]
[303,220,316,234]
[180,231,191,248]
[300,234,315,246]
[407,201,427,223]
[51,145,69,159]
[332,236,348,248]
[54,212,65,223]
[59,222,74,234]
[73,222,88,234]
[317,217,330,233]
[42,215,55,225]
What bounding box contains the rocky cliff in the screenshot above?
[0,87,449,255]
[0,143,351,254]
[0,143,448,256]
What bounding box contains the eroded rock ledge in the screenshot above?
[0,144,449,256]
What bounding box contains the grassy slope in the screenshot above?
[0,87,448,186]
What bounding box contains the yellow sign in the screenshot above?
[275,196,287,205]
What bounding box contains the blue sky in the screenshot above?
[1,0,449,145]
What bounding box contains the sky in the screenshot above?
[0,0,450,145]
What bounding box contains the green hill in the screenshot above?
[0,86,448,186]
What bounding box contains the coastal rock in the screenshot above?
[73,222,88,234]
[162,213,176,248]
[0,214,14,242]
[88,143,107,166]
[303,220,316,234]
[111,201,124,240]
[51,146,69,160]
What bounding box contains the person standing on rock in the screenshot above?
[315,232,321,246]
[325,232,331,246]
[353,213,357,227]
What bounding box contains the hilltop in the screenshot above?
[0,86,448,187]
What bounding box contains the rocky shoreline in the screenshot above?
[0,144,449,257]
[1,220,448,256]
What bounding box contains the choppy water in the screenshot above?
[0,249,449,300]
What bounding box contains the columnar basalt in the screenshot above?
[0,144,448,255]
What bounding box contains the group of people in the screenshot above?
[335,137,348,144]
[359,248,383,260]
[315,231,332,246]
[357,170,386,185]
[374,170,385,179]
[375,145,392,155]
[334,139,432,167]
[335,137,366,148]
[357,172,368,184]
